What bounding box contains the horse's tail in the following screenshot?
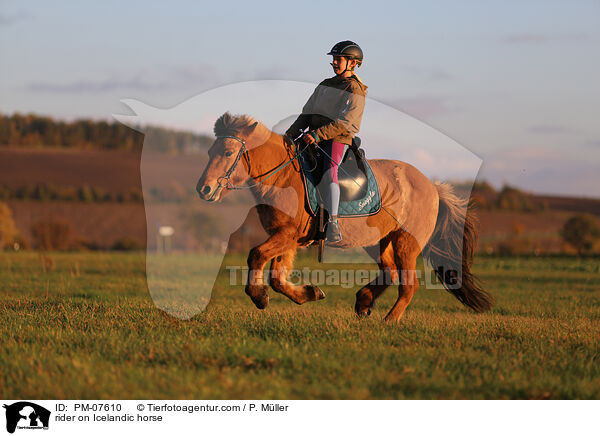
[422,182,494,312]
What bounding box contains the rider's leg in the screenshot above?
[322,141,346,242]
[325,172,340,217]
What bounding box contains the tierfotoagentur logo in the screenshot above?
[225,265,457,289]
[3,402,51,434]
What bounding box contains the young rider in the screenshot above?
[286,40,367,243]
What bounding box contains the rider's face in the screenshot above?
[331,56,348,74]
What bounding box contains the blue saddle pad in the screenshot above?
[296,144,381,217]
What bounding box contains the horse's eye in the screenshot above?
[225,151,234,157]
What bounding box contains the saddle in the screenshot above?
[296,136,381,218]
[310,137,367,202]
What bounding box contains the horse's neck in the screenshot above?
[247,133,300,201]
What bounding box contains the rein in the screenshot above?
[214,134,305,191]
[214,127,408,238]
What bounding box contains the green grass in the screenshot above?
[1,251,599,399]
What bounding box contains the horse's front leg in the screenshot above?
[269,248,325,304]
[245,229,296,309]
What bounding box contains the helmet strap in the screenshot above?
[331,57,354,76]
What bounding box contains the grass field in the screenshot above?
[1,251,599,399]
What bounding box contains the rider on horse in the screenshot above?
[285,40,367,243]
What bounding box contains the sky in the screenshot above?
[1,0,599,196]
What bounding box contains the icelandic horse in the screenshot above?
[196,113,493,321]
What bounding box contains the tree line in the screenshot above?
[453,181,548,212]
[0,112,213,153]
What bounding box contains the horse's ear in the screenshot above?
[244,121,269,148]
[242,121,259,136]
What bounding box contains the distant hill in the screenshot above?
[0,112,212,153]
[453,180,600,217]
[1,145,599,253]
[0,146,206,202]
[531,195,600,216]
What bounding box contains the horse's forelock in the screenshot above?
[213,112,258,136]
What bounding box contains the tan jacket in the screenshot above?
[286,74,367,145]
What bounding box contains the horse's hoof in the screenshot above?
[245,285,269,309]
[251,293,269,309]
[256,295,269,309]
[354,296,372,318]
[304,284,325,301]
[313,285,326,301]
[356,308,371,319]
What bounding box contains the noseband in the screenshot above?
[215,135,251,190]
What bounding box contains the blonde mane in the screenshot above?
[213,112,273,147]
[214,112,259,136]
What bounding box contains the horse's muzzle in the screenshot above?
[196,183,221,202]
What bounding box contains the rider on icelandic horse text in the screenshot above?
[286,40,367,243]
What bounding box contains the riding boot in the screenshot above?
[325,216,342,243]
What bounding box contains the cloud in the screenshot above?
[504,33,549,44]
[584,139,600,148]
[400,65,454,81]
[0,11,31,26]
[252,66,294,80]
[384,96,456,119]
[503,33,589,44]
[484,145,561,171]
[25,65,224,94]
[168,64,219,86]
[479,144,600,197]
[527,124,572,135]
[26,76,170,93]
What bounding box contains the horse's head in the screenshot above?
[197,113,268,202]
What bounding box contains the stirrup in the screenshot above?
[325,218,342,244]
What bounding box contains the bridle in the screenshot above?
[214,135,250,191]
[210,134,303,199]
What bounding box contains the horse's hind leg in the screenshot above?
[245,229,296,309]
[355,237,397,317]
[269,248,325,304]
[384,231,421,322]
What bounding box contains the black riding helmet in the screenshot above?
[327,40,363,67]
